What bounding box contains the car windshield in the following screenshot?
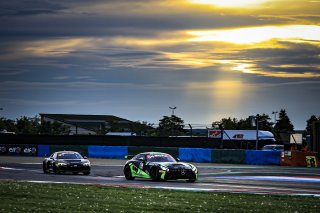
[274,146,284,150]
[262,146,274,150]
[146,154,176,163]
[262,145,283,151]
[56,153,83,159]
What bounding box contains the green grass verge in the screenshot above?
[0,181,319,212]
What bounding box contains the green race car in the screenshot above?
[123,152,198,182]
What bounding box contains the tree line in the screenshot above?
[0,116,70,135]
[0,109,319,139]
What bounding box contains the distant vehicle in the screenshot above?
[0,130,15,134]
[123,152,198,182]
[208,130,276,141]
[106,132,136,136]
[43,151,91,175]
[262,144,284,151]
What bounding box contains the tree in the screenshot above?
[105,119,124,133]
[306,115,318,135]
[0,117,16,133]
[157,115,186,136]
[51,121,70,135]
[256,114,273,131]
[16,116,40,134]
[212,117,238,130]
[39,120,70,135]
[274,109,294,132]
[274,109,294,142]
[130,121,154,136]
[212,115,273,131]
[237,118,254,130]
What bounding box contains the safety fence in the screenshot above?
[0,144,283,165]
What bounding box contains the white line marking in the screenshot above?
[92,164,123,167]
[20,163,42,165]
[215,176,320,183]
[0,167,24,171]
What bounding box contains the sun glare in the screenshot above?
[188,25,320,44]
[189,0,268,8]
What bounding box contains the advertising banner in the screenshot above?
[208,130,275,141]
[208,130,222,138]
[5,144,37,156]
[306,156,318,167]
[0,144,7,155]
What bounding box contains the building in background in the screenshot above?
[40,113,133,135]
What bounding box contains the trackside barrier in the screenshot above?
[1,144,287,166]
[128,146,179,158]
[37,145,51,157]
[245,150,281,165]
[212,149,246,164]
[179,148,212,163]
[88,146,128,159]
[281,151,319,167]
[50,145,89,157]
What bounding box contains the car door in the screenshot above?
[48,153,56,170]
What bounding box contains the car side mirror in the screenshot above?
[125,155,134,159]
[138,157,145,162]
[83,156,88,159]
[176,158,180,162]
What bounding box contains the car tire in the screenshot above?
[124,165,134,180]
[53,164,59,174]
[43,162,48,174]
[150,167,160,181]
[83,171,90,175]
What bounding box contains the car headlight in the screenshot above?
[160,165,167,170]
[83,161,90,166]
[190,164,198,173]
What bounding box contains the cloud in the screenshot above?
[1,0,297,40]
[0,0,319,129]
[0,0,65,16]
[230,41,320,78]
[188,25,320,44]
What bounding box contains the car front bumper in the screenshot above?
[56,164,91,172]
[159,169,197,180]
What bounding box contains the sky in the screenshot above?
[0,0,319,130]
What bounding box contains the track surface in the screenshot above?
[1,156,320,196]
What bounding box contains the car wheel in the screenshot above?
[42,162,48,174]
[186,179,196,183]
[124,165,134,180]
[150,167,160,181]
[83,171,90,175]
[53,164,59,174]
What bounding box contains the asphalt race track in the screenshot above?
[1,156,320,197]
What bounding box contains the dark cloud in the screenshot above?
[240,42,320,75]
[0,0,319,129]
[0,14,273,38]
[0,0,65,16]
[0,0,291,39]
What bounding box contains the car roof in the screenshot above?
[139,152,169,155]
[54,151,80,154]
